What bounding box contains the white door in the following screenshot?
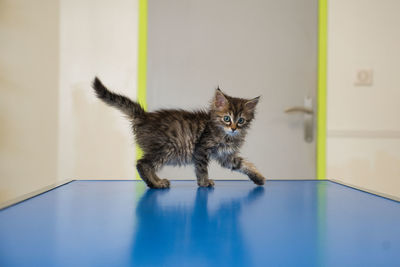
[147,0,317,179]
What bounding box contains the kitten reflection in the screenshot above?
[131,186,265,266]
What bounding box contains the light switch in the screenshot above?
[355,69,373,86]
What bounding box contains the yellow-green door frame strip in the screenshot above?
[317,0,327,180]
[136,0,147,179]
[137,0,147,111]
[316,0,328,256]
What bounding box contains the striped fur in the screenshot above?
[93,78,265,188]
[93,77,145,118]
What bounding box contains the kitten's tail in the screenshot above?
[92,77,145,118]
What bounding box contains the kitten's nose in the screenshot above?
[231,127,236,132]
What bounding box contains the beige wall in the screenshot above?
[0,0,60,203]
[327,0,400,197]
[57,0,139,180]
[1,0,139,204]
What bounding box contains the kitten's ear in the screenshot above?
[214,87,228,110]
[245,96,260,111]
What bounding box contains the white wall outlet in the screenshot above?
[354,69,373,86]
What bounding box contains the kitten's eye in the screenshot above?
[238,118,245,124]
[223,116,231,122]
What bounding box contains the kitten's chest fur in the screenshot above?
[209,134,241,158]
[193,123,245,164]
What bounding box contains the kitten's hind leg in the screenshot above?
[136,158,170,189]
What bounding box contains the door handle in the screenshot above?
[284,97,314,143]
[284,107,313,114]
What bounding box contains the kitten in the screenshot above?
[93,77,266,188]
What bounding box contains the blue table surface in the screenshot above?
[1,180,399,267]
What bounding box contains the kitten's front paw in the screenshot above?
[249,173,266,186]
[151,179,170,189]
[198,179,215,187]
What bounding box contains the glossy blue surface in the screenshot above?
[1,180,399,266]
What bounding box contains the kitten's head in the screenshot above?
[210,87,260,136]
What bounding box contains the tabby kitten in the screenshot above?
[93,77,266,189]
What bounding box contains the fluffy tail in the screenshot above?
[92,77,145,118]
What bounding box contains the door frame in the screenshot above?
[317,0,327,179]
[136,0,328,179]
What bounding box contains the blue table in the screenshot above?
[1,180,399,266]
